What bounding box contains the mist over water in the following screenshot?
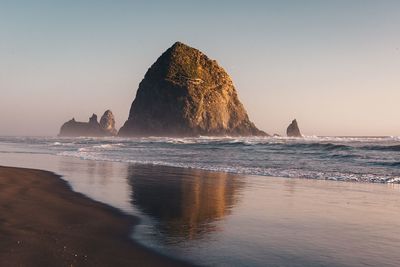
[0,135,399,183]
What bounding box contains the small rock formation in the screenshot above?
[100,110,117,136]
[59,110,117,137]
[286,119,302,137]
[119,41,266,137]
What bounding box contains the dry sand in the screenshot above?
[0,166,190,267]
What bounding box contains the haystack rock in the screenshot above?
[59,110,117,137]
[118,41,266,137]
[286,119,302,137]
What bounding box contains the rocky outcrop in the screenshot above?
[286,119,302,137]
[59,110,117,137]
[119,41,266,137]
[100,110,117,136]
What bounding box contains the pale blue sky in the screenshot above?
[1,0,400,136]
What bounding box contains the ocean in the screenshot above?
[1,135,399,183]
[0,136,400,266]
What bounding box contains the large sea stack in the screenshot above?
[286,119,302,137]
[119,42,266,137]
[59,110,117,137]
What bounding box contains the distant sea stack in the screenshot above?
[59,110,117,137]
[286,119,302,137]
[100,110,118,136]
[118,42,266,137]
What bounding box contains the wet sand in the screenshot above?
[0,166,189,267]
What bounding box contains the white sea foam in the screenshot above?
[92,143,124,149]
[56,149,400,184]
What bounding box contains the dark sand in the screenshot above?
[0,166,190,267]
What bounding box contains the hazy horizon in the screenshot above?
[1,1,400,136]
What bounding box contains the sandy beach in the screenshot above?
[0,165,189,267]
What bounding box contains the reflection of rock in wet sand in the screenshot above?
[127,165,244,240]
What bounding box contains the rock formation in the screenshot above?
[119,41,266,137]
[100,110,117,136]
[59,110,117,137]
[286,119,302,137]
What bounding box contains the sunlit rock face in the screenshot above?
[127,165,244,240]
[286,119,302,137]
[119,42,266,137]
[59,110,117,137]
[100,110,117,136]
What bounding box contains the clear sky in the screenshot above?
[1,0,399,136]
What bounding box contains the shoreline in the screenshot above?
[0,165,191,266]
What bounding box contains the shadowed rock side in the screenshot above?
[59,110,117,137]
[119,42,267,137]
[287,119,302,137]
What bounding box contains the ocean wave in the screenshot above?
[361,145,400,152]
[286,142,352,151]
[370,161,400,168]
[92,143,124,149]
[329,154,357,159]
[301,135,400,142]
[43,135,400,147]
[56,150,400,184]
[0,150,50,155]
[3,135,400,184]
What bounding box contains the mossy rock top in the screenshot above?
[119,42,266,137]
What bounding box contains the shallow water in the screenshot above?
[0,148,399,266]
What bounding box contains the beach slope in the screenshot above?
[0,166,188,267]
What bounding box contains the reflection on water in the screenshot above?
[127,165,244,242]
[0,152,135,215]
